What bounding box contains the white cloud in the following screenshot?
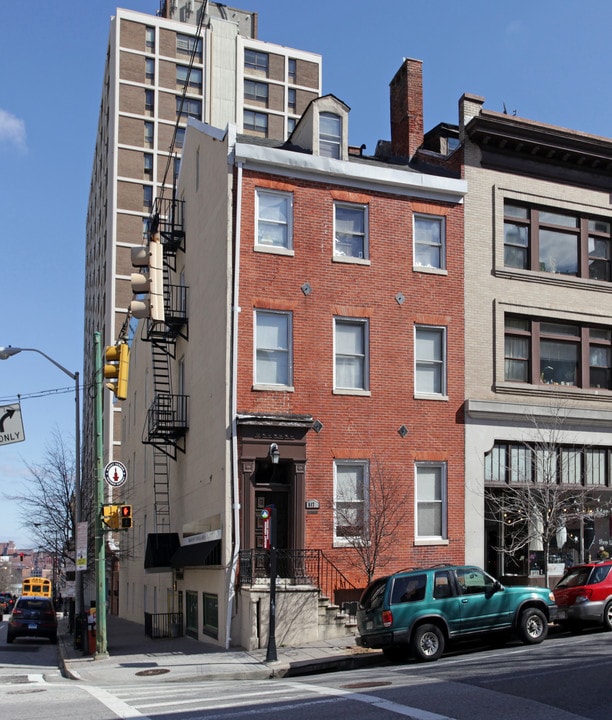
[0,109,27,150]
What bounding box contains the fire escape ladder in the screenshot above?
[153,446,171,532]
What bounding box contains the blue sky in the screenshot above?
[1,0,611,547]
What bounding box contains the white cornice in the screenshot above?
[234,143,467,203]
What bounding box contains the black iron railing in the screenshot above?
[144,611,184,639]
[146,394,189,440]
[238,549,358,604]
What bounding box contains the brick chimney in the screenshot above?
[390,58,423,160]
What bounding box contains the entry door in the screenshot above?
[185,590,198,639]
[255,490,289,549]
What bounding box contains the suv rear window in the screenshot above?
[17,599,53,611]
[360,578,387,610]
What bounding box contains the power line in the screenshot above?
[0,386,77,404]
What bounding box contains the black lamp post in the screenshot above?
[265,442,280,662]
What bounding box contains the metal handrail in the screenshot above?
[238,549,357,604]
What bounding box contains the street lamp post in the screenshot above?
[0,346,82,618]
[265,442,280,663]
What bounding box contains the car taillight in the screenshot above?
[382,610,393,628]
[575,590,592,604]
[11,608,23,617]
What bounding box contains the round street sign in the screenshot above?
[104,460,128,488]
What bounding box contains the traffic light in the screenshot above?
[130,231,165,322]
[119,505,132,529]
[102,505,120,530]
[103,342,130,400]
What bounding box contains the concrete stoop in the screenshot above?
[317,595,358,641]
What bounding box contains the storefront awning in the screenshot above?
[144,532,180,572]
[171,539,221,568]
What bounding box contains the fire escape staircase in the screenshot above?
[139,196,188,572]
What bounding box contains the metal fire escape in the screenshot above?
[139,196,189,535]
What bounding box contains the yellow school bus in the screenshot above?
[22,577,52,598]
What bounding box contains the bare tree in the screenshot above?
[485,405,611,586]
[334,456,410,584]
[5,428,75,576]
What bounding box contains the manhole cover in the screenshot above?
[135,668,170,676]
[341,681,392,689]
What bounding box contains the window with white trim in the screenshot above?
[334,461,368,543]
[334,318,368,391]
[244,80,269,106]
[415,462,447,539]
[177,34,202,61]
[256,190,292,249]
[244,110,268,137]
[254,310,292,387]
[334,203,367,259]
[414,214,445,269]
[415,326,446,396]
[177,65,202,92]
[245,49,269,76]
[319,112,342,158]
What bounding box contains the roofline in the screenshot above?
[233,141,467,203]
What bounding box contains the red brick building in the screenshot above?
[123,60,467,648]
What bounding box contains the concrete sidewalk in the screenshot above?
[58,615,383,684]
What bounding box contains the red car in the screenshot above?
[554,560,612,632]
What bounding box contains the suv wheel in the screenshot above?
[603,601,612,631]
[411,623,444,662]
[518,608,547,644]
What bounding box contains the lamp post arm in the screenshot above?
[16,347,76,381]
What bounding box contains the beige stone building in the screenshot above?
[461,94,612,581]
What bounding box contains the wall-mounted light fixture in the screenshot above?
[269,442,280,464]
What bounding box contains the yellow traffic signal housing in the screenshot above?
[102,504,120,530]
[119,505,133,529]
[130,233,165,322]
[103,343,130,400]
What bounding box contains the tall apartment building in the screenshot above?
[461,94,612,582]
[83,2,321,572]
[120,59,467,648]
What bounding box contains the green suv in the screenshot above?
[356,564,557,662]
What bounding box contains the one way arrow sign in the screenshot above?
[0,403,25,446]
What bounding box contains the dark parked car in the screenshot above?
[356,564,557,662]
[553,559,612,632]
[0,593,14,614]
[6,596,58,644]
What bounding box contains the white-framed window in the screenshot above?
[415,326,446,396]
[244,80,269,106]
[256,189,293,249]
[244,49,269,76]
[177,34,202,61]
[144,153,153,180]
[334,318,368,391]
[334,203,367,259]
[176,65,202,92]
[334,461,368,544]
[144,120,154,148]
[414,214,445,269]
[254,310,292,387]
[145,26,155,52]
[415,462,447,539]
[319,112,342,159]
[145,57,155,84]
[244,109,268,137]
